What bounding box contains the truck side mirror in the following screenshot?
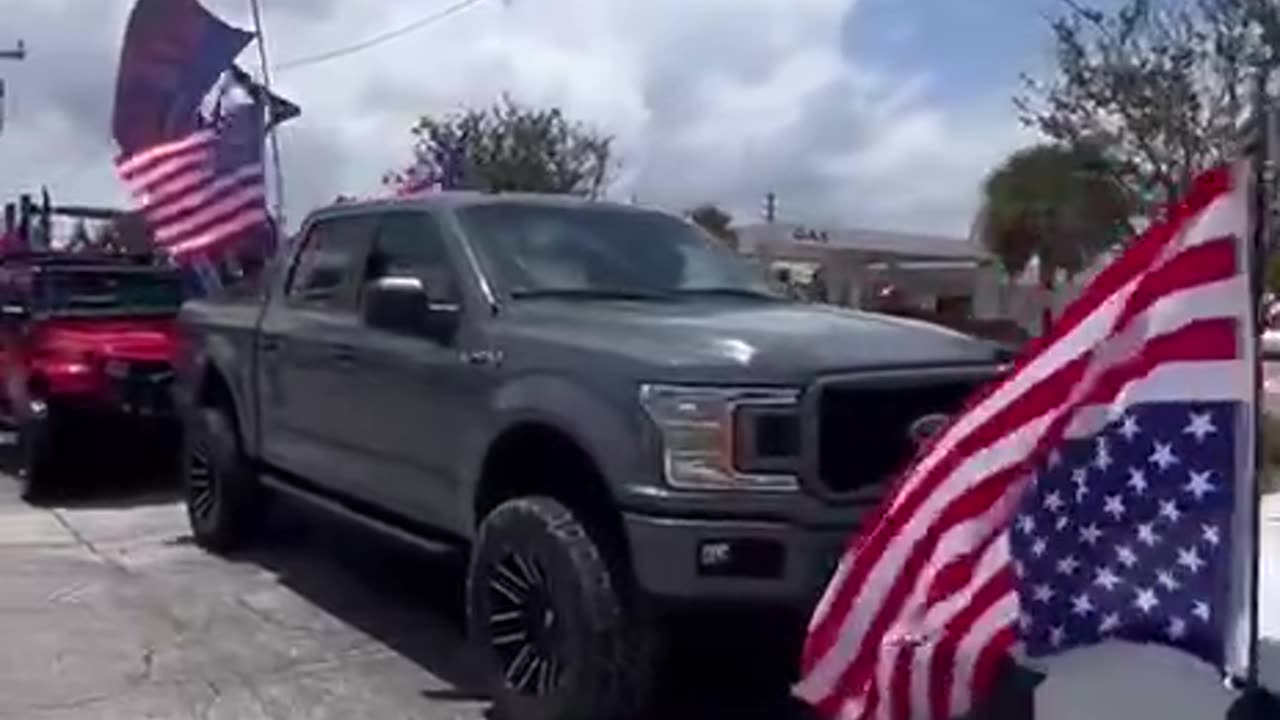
[363,276,458,343]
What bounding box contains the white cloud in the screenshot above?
[0,0,1031,237]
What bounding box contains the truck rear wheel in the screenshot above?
[467,496,655,720]
[184,407,264,552]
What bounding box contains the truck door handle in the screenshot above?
[260,333,282,353]
[329,344,358,365]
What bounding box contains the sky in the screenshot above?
[0,0,1069,238]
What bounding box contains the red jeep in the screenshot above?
[0,252,184,498]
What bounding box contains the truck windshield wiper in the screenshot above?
[510,288,672,301]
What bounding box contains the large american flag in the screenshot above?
[794,164,1255,720]
[114,93,268,261]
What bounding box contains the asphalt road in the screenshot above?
[0,456,809,720]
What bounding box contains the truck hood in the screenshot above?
[32,318,180,363]
[499,299,1007,382]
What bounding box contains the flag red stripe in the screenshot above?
[1113,237,1238,331]
[116,131,216,179]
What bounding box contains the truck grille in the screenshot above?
[814,376,985,495]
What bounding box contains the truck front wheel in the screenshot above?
[184,407,264,552]
[467,496,655,720]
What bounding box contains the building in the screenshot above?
[735,221,999,314]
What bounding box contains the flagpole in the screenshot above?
[1240,68,1275,694]
[247,0,286,231]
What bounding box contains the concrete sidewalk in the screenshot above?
[0,480,487,720]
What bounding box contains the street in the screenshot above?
[0,455,807,720]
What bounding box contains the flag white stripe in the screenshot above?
[147,165,264,227]
[121,140,216,192]
[1065,360,1251,439]
[154,184,265,243]
[116,131,216,177]
[167,207,269,256]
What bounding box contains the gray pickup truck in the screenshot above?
[175,192,1007,720]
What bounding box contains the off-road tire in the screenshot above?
[467,496,656,720]
[184,406,264,552]
[18,410,61,502]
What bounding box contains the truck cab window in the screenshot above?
[286,216,374,311]
[364,212,459,304]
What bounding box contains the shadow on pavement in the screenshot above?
[0,433,183,510]
[241,498,820,720]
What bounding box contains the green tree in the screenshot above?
[1017,0,1280,212]
[688,203,738,250]
[385,95,616,197]
[977,142,1135,301]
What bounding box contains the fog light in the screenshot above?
[696,538,785,579]
[700,541,732,568]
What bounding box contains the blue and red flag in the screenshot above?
[111,0,252,156]
[111,0,297,295]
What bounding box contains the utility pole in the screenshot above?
[763,191,777,223]
[0,40,26,137]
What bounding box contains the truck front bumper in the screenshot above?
[623,511,859,610]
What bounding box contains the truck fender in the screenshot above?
[456,374,645,531]
[188,335,256,455]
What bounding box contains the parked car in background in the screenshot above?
[176,193,1010,720]
[0,252,184,498]
[1264,299,1280,359]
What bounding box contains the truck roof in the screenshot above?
[306,191,658,225]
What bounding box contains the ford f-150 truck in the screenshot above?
[175,193,1008,720]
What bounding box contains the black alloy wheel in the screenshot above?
[468,496,656,720]
[186,430,218,529]
[183,407,263,552]
[487,550,564,696]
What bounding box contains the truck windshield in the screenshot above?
[34,269,184,316]
[457,203,778,300]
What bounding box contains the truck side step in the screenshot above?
[260,473,464,556]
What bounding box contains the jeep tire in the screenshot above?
[184,406,264,552]
[18,407,61,501]
[467,496,655,720]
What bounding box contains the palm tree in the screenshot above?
[976,141,1134,331]
[688,203,739,251]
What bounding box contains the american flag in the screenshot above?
[794,163,1255,720]
[115,91,268,261]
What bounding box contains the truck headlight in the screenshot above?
[639,384,800,491]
